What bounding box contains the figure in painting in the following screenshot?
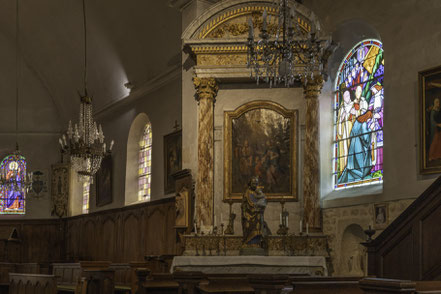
[428,98,441,162]
[239,140,253,179]
[338,102,373,184]
[368,84,384,173]
[263,141,280,191]
[240,177,270,255]
[337,87,356,175]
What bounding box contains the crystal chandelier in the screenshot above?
[246,0,331,87]
[59,0,113,183]
[0,0,33,195]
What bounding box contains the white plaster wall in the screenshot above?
[91,78,182,212]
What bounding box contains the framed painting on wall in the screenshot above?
[164,130,182,194]
[373,203,388,230]
[224,100,298,202]
[96,155,112,207]
[420,65,441,174]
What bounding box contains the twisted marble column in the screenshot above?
[303,76,324,231]
[193,77,218,232]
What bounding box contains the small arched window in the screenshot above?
[82,180,90,214]
[0,154,27,214]
[138,123,152,201]
[333,39,384,189]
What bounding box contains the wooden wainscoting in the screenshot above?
[0,196,177,264]
[65,197,177,262]
[0,219,63,263]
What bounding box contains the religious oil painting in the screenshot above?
[96,155,112,207]
[420,65,441,174]
[164,130,182,194]
[333,39,384,189]
[224,101,298,201]
[373,203,388,230]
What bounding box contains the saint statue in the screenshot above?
[240,177,270,255]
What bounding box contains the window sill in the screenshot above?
[321,183,383,209]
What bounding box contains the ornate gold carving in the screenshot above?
[198,6,310,39]
[181,234,330,257]
[197,54,247,66]
[303,75,324,99]
[193,46,248,54]
[193,77,219,101]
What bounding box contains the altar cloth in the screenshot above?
[171,256,328,276]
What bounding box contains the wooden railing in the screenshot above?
[364,176,441,280]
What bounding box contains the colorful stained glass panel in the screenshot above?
[333,39,384,189]
[0,154,26,214]
[139,124,152,201]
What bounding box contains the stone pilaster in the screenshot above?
[193,77,218,232]
[303,75,324,231]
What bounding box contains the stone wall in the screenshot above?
[323,198,415,276]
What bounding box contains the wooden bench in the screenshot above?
[9,273,57,294]
[291,276,364,293]
[198,273,253,294]
[52,263,81,293]
[144,273,179,294]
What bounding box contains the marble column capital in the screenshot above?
[303,75,324,99]
[193,77,219,102]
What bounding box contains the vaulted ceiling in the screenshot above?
[0,0,181,133]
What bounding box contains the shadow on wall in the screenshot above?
[340,223,366,277]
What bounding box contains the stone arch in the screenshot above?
[328,18,382,84]
[125,113,151,205]
[339,223,366,276]
[182,0,323,41]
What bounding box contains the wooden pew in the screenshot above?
[15,263,40,274]
[291,276,364,293]
[359,277,416,293]
[197,273,253,294]
[144,273,179,294]
[52,263,81,293]
[9,273,57,294]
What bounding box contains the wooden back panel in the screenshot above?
[9,273,57,294]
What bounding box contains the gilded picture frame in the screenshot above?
[175,186,190,228]
[224,100,298,202]
[373,203,388,230]
[420,65,441,174]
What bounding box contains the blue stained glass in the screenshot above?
[0,154,26,214]
[333,39,384,190]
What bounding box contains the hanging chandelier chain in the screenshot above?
[15,0,20,140]
[246,0,332,87]
[58,0,114,183]
[82,0,88,96]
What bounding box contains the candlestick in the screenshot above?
[300,220,302,233]
[306,222,309,235]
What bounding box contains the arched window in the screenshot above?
[138,123,152,201]
[82,180,90,214]
[0,154,27,214]
[333,39,384,189]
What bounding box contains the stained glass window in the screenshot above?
[333,39,384,189]
[0,154,26,214]
[139,123,152,201]
[82,180,90,214]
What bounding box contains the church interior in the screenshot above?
[1,0,441,293]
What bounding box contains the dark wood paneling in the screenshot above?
[0,197,177,264]
[381,230,413,280]
[421,203,441,277]
[365,176,441,280]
